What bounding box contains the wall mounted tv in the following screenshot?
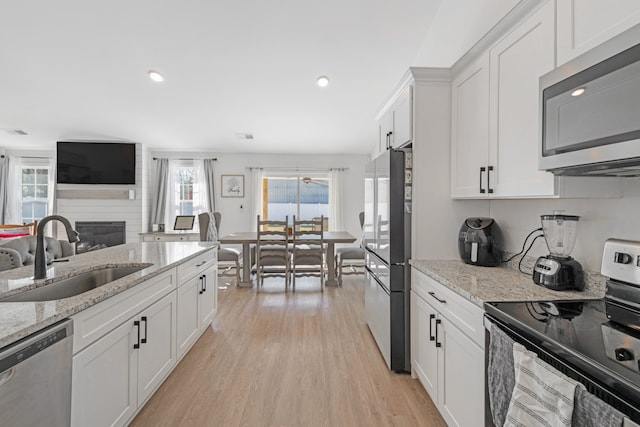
[57,142,136,185]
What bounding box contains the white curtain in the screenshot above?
[163,160,179,230]
[192,159,207,217]
[150,158,169,228]
[203,159,217,212]
[47,157,56,216]
[0,156,9,223]
[5,157,23,224]
[250,168,263,231]
[328,169,343,231]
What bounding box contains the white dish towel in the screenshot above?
[504,343,579,427]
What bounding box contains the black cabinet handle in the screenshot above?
[487,165,494,194]
[198,275,204,294]
[429,314,436,341]
[203,274,207,292]
[134,320,141,349]
[479,167,486,193]
[141,316,148,344]
[435,319,442,348]
[428,291,447,304]
[387,131,393,149]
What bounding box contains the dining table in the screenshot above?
[218,231,357,287]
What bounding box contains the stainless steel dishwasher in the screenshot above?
[0,319,73,426]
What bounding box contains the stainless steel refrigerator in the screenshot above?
[363,146,411,372]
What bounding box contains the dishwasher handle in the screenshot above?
[0,319,73,373]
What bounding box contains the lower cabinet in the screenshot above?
[71,291,177,427]
[177,263,218,360]
[411,268,485,427]
[71,248,218,427]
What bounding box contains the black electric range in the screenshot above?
[485,239,640,422]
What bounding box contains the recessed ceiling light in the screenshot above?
[148,70,164,82]
[316,76,330,87]
[571,87,586,97]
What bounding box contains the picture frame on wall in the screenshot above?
[221,174,245,198]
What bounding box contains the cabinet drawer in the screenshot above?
[412,268,485,348]
[176,249,217,284]
[72,269,176,354]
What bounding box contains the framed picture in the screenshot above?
[221,174,245,198]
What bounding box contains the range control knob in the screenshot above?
[615,348,634,361]
[614,252,633,264]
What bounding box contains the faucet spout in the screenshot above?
[34,215,80,280]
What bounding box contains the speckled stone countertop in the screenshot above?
[410,259,604,308]
[0,241,216,349]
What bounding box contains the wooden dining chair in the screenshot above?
[255,215,290,291]
[291,215,325,292]
[335,212,365,286]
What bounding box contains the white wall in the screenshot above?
[488,178,640,272]
[148,151,368,239]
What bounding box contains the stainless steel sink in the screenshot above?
[0,265,149,302]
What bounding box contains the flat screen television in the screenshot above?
[57,141,136,185]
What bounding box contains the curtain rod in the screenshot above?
[153,157,217,161]
[245,166,348,171]
[0,155,51,159]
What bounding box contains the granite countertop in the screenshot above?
[410,259,604,308]
[0,241,216,349]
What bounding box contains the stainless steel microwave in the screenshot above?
[539,24,640,177]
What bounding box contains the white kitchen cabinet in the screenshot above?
[137,292,177,404]
[451,1,620,199]
[488,0,556,197]
[450,54,490,198]
[72,316,137,427]
[373,85,413,158]
[176,252,218,360]
[410,268,485,427]
[557,0,640,66]
[71,291,177,427]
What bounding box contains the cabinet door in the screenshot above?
[176,273,201,359]
[451,54,490,198]
[557,0,640,65]
[71,320,137,427]
[489,1,556,197]
[411,291,438,402]
[391,86,412,148]
[199,266,218,330]
[137,291,177,404]
[439,319,484,427]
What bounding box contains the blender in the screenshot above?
[532,213,584,291]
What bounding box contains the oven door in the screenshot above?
[484,312,640,425]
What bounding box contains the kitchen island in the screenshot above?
[0,241,217,349]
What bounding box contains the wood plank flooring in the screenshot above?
[130,276,447,427]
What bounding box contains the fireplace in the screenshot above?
[75,221,126,253]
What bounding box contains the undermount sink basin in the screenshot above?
[0,265,149,302]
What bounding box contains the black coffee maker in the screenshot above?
[458,218,502,267]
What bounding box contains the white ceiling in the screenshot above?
[0,0,520,155]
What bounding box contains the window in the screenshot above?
[262,174,329,228]
[165,161,207,229]
[21,166,49,223]
[176,167,196,216]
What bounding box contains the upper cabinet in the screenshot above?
[450,0,621,199]
[557,0,640,65]
[373,85,413,159]
[452,2,555,198]
[450,55,490,197]
[488,1,556,197]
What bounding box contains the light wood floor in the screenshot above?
[130,275,447,427]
